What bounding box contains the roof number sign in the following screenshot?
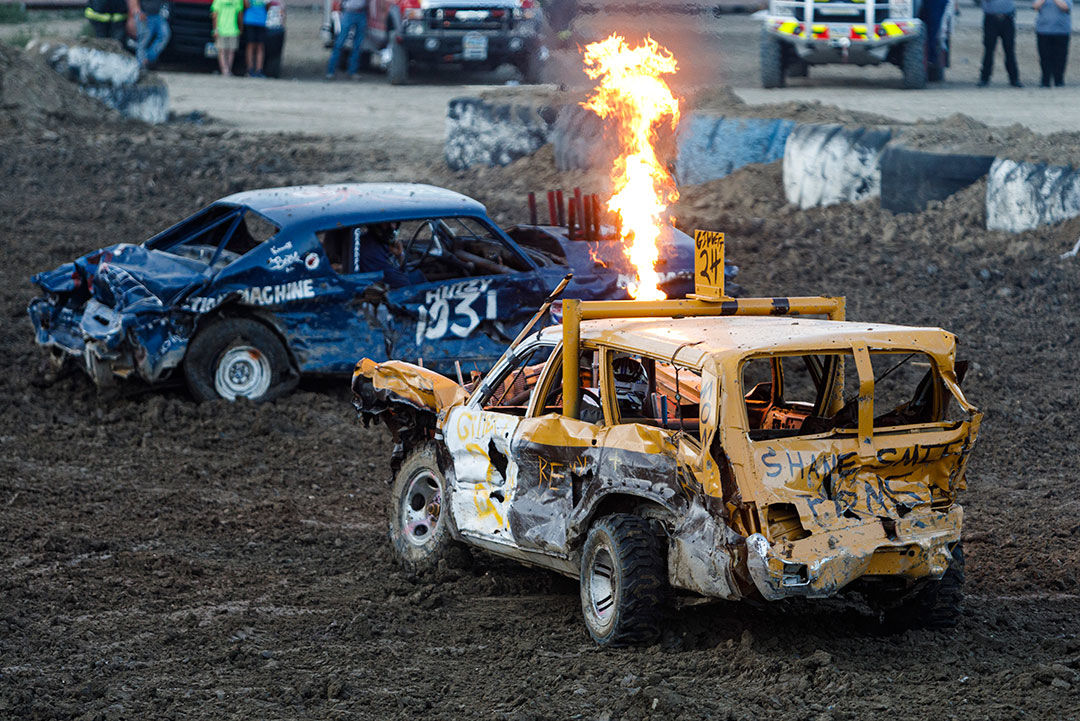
[693,230,725,299]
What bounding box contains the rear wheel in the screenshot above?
[183,317,297,402]
[901,34,928,89]
[760,31,785,88]
[579,514,668,646]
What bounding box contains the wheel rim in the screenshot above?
[400,470,442,547]
[586,545,617,627]
[214,345,272,400]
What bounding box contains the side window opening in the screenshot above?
[532,347,602,423]
[158,207,277,270]
[477,344,554,415]
[606,352,703,440]
[742,350,960,441]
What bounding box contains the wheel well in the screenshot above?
[188,308,299,373]
[584,493,674,532]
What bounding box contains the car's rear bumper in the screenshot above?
[745,505,962,600]
[398,25,539,65]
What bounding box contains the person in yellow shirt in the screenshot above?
[211,0,244,77]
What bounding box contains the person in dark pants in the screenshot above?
[979,0,1023,86]
[1034,0,1072,86]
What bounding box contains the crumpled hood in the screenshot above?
[32,243,208,310]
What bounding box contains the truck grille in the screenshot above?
[167,1,212,56]
[792,1,891,24]
[423,6,519,32]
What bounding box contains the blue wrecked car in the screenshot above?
[29,183,731,401]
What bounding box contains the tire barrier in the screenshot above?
[880,146,995,214]
[27,39,169,124]
[985,158,1080,233]
[782,124,893,209]
[675,114,794,186]
[444,97,555,171]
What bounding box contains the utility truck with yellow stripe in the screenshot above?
[761,0,954,89]
[352,232,981,645]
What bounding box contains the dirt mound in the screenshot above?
[897,113,1080,167]
[3,120,1080,720]
[0,42,116,130]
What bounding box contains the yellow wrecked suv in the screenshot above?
[352,244,981,646]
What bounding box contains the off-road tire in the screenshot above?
[388,444,463,575]
[901,34,928,89]
[388,38,409,85]
[883,544,964,630]
[760,31,785,88]
[184,317,297,402]
[579,514,668,646]
[521,48,545,84]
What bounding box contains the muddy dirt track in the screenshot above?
[3,111,1080,720]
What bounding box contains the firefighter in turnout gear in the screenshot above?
[85,0,138,43]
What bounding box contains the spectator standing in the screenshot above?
[326,0,367,80]
[979,0,1023,86]
[211,0,244,77]
[134,0,171,69]
[244,0,268,77]
[1034,0,1072,86]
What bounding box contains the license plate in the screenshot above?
[204,41,217,58]
[462,33,488,61]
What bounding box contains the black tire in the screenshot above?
[388,38,409,85]
[901,34,928,89]
[183,317,297,402]
[579,514,668,646]
[521,48,545,84]
[883,544,965,630]
[760,31,785,89]
[388,444,463,574]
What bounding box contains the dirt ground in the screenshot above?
[3,46,1080,715]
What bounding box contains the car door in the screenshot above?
[444,342,555,547]
[504,344,608,556]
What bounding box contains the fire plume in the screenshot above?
[582,34,680,300]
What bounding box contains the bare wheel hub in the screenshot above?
[214,345,271,400]
[401,470,442,547]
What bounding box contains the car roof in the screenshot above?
[537,315,956,368]
[218,183,489,231]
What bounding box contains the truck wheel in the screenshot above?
[521,47,546,84]
[388,39,409,85]
[883,543,964,630]
[901,34,928,89]
[389,444,464,574]
[184,317,297,402]
[579,514,668,646]
[760,32,785,88]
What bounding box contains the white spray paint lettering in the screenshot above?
[415,278,496,344]
[267,251,301,271]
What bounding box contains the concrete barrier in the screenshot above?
[782,124,893,209]
[444,97,554,171]
[28,39,169,124]
[675,114,794,186]
[986,158,1080,233]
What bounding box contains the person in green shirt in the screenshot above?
[211,0,244,76]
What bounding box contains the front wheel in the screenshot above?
[183,317,297,402]
[388,444,464,575]
[901,34,928,89]
[388,39,409,85]
[579,514,668,646]
[760,31,785,88]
